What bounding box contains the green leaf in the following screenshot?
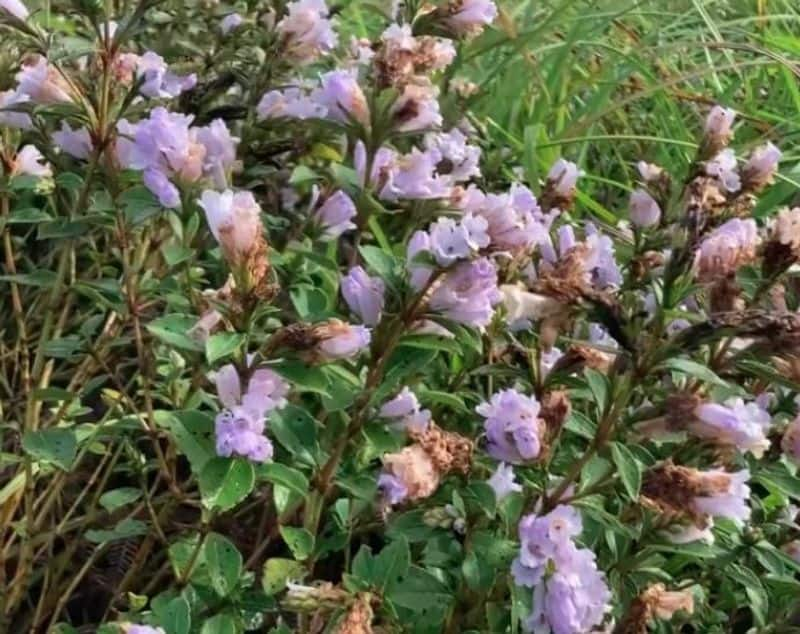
[205,332,245,364]
[727,563,768,627]
[161,596,191,634]
[583,368,609,413]
[156,410,215,474]
[204,532,243,597]
[279,526,315,561]
[262,558,306,595]
[85,519,148,544]
[564,410,597,440]
[146,314,204,352]
[269,405,319,465]
[271,360,331,396]
[609,442,641,500]
[98,487,142,512]
[22,428,77,470]
[261,462,309,498]
[386,566,452,611]
[359,244,401,285]
[374,537,410,591]
[662,357,729,388]
[0,269,58,287]
[398,334,461,355]
[200,615,239,634]
[199,457,255,511]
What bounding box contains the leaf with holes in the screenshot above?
[199,457,255,511]
[204,532,243,597]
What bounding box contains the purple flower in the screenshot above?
[694,218,760,281]
[584,223,622,288]
[354,140,397,190]
[53,122,93,159]
[257,86,327,121]
[378,473,409,505]
[406,230,434,291]
[0,89,31,129]
[313,320,371,360]
[477,388,543,463]
[381,147,450,201]
[693,398,771,457]
[195,118,240,187]
[0,0,29,19]
[487,463,522,501]
[629,188,661,228]
[312,69,369,126]
[12,145,51,178]
[424,128,481,183]
[391,80,442,132]
[126,626,165,634]
[143,168,181,208]
[199,189,263,260]
[512,505,610,634]
[705,105,735,143]
[313,189,357,239]
[705,149,741,192]
[691,469,751,524]
[637,160,664,183]
[220,12,244,34]
[782,415,800,465]
[213,362,288,463]
[428,257,501,327]
[277,0,337,64]
[15,56,72,103]
[743,142,781,188]
[547,159,580,198]
[427,214,489,266]
[379,387,431,433]
[341,266,385,326]
[136,51,197,99]
[443,0,498,37]
[540,347,563,377]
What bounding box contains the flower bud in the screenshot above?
[703,105,735,155]
[341,266,385,326]
[313,189,357,240]
[0,0,28,19]
[629,188,661,228]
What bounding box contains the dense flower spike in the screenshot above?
[341,266,385,326]
[512,505,610,634]
[477,389,544,463]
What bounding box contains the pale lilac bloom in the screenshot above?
[12,145,51,177]
[540,347,563,377]
[477,388,544,463]
[444,0,498,36]
[693,398,771,457]
[424,129,481,182]
[0,0,29,19]
[694,218,760,280]
[547,159,580,197]
[143,168,181,208]
[313,189,357,239]
[213,363,289,462]
[782,415,800,465]
[354,140,397,189]
[584,223,622,288]
[312,69,369,126]
[199,189,262,258]
[428,257,501,327]
[126,626,166,634]
[391,81,442,132]
[407,230,434,291]
[704,105,735,141]
[341,266,385,326]
[381,147,450,200]
[379,387,432,433]
[220,12,244,34]
[512,505,610,634]
[691,469,751,524]
[277,0,337,64]
[378,473,408,505]
[53,122,93,159]
[629,188,661,228]
[195,118,240,187]
[705,149,741,192]
[427,214,490,266]
[317,323,371,360]
[257,86,326,120]
[15,56,72,103]
[136,51,197,99]
[637,160,663,183]
[743,142,781,186]
[488,463,522,501]
[0,89,32,129]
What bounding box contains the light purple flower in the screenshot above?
[443,0,498,37]
[341,266,385,326]
[691,469,751,525]
[547,159,580,198]
[315,321,371,360]
[428,257,501,327]
[0,89,31,129]
[427,214,490,266]
[783,415,800,465]
[195,118,240,187]
[15,56,72,103]
[0,0,29,19]
[257,86,327,121]
[312,70,369,126]
[705,105,735,142]
[705,149,741,192]
[143,168,181,208]
[199,189,263,259]
[136,51,197,99]
[12,145,51,178]
[488,463,522,501]
[584,223,622,288]
[743,141,781,188]
[53,122,93,159]
[379,387,432,433]
[407,230,434,291]
[381,147,450,200]
[540,347,563,377]
[391,81,442,132]
[629,188,661,228]
[220,12,244,34]
[424,128,481,183]
[477,388,543,463]
[694,217,760,281]
[378,473,408,505]
[693,398,771,457]
[381,23,455,71]
[313,189,357,239]
[354,140,397,190]
[277,0,337,64]
[637,160,664,183]
[512,505,610,634]
[126,626,166,634]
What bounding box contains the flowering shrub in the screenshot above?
[2,1,800,633]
